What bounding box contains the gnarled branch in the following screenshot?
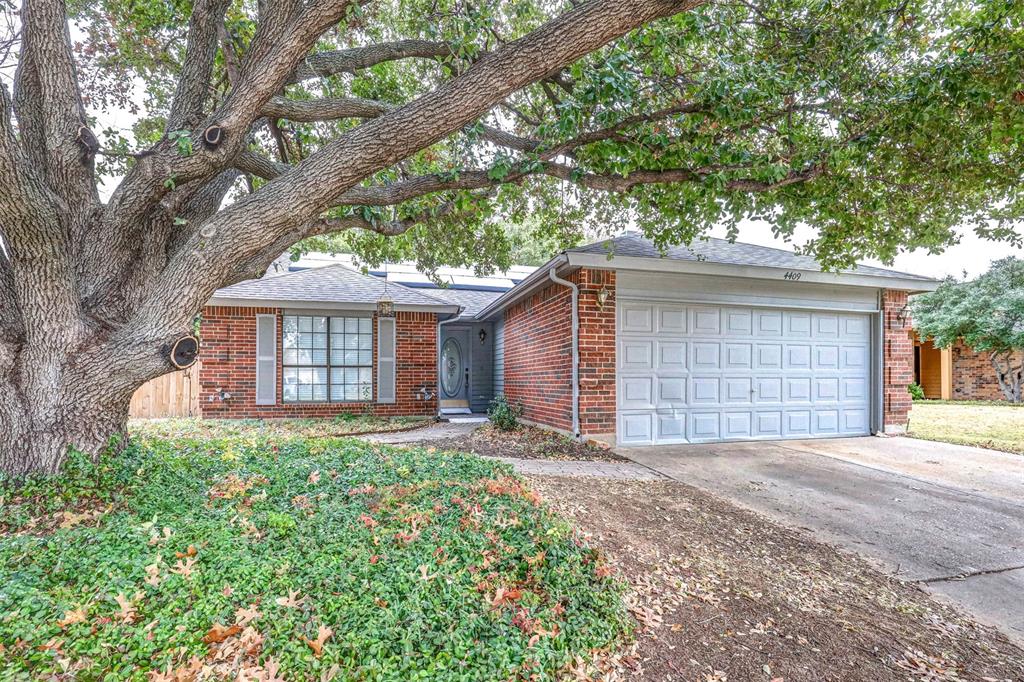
[288,40,455,84]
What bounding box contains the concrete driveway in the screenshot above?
[618,436,1024,642]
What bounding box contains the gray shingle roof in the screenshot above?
[418,287,505,317]
[571,232,936,282]
[212,265,455,308]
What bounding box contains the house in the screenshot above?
[197,232,940,446]
[912,336,1024,401]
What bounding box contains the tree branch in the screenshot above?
[287,40,456,84]
[166,0,233,131]
[131,0,700,337]
[263,95,390,122]
[13,0,97,207]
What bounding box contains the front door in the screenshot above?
[440,330,470,408]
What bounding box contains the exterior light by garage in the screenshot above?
[479,328,488,344]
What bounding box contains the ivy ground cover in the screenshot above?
[0,437,628,680]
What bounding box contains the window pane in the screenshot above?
[283,368,298,402]
[344,334,359,349]
[359,367,372,384]
[358,334,372,350]
[344,384,358,401]
[330,384,344,402]
[313,333,327,349]
[283,349,298,366]
[298,316,312,332]
[359,317,372,334]
[330,349,345,366]
[345,318,359,333]
[358,350,372,366]
[312,384,327,402]
[313,317,327,333]
[358,383,372,401]
[311,349,328,366]
[297,383,313,401]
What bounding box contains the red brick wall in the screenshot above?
[502,268,616,437]
[577,269,616,435]
[198,306,438,419]
[882,290,914,432]
[952,343,1023,401]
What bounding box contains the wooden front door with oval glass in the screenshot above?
[440,330,470,410]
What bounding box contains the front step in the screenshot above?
[439,407,472,416]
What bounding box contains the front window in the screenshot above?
[282,315,373,402]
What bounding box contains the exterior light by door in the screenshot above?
[478,329,487,344]
[376,282,395,317]
[596,286,610,309]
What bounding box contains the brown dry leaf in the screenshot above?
[144,561,162,587]
[308,470,321,484]
[234,604,262,627]
[174,545,197,559]
[489,586,523,609]
[222,584,234,597]
[114,592,142,623]
[203,621,243,645]
[275,589,306,609]
[304,624,333,657]
[418,564,437,581]
[57,608,87,629]
[171,556,197,579]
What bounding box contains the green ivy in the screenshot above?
[0,436,629,680]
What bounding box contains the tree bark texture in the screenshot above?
[0,0,699,476]
[990,351,1024,403]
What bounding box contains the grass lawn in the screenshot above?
[0,435,627,680]
[129,415,433,440]
[909,401,1024,455]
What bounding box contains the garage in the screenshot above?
[617,299,873,444]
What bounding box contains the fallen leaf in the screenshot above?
[57,608,87,629]
[114,592,142,623]
[304,624,333,657]
[203,622,242,645]
[308,470,321,484]
[171,556,197,579]
[234,604,262,626]
[275,589,305,609]
[174,545,197,559]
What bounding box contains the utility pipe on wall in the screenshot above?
[548,268,580,438]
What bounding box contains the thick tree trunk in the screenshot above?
[0,370,134,478]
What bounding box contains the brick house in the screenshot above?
[912,336,1024,401]
[197,232,940,445]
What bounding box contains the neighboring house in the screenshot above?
[196,232,940,446]
[912,336,1024,401]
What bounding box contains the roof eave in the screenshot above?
[206,296,461,314]
[565,252,940,293]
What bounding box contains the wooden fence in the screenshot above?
[129,364,201,418]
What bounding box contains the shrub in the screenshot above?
[908,382,926,401]
[488,395,523,431]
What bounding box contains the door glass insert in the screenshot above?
[441,338,464,397]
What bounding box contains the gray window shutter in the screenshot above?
[255,314,277,405]
[377,317,396,404]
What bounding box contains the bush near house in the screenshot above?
[0,437,627,680]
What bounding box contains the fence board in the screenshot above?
[129,364,200,418]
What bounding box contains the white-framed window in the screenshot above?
[282,315,373,402]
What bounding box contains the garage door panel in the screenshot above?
[621,304,654,333]
[691,377,720,404]
[621,341,653,369]
[723,377,753,403]
[619,413,653,444]
[725,343,753,368]
[690,412,721,441]
[620,376,654,409]
[618,300,872,445]
[692,342,721,369]
[656,412,686,442]
[656,376,687,407]
[724,309,753,335]
[657,342,687,370]
[691,308,721,334]
[755,411,783,437]
[658,306,687,333]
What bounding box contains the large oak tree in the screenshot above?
[0,0,1021,476]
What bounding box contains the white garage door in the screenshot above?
[617,302,872,445]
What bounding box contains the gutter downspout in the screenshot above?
[548,268,580,439]
[437,308,465,415]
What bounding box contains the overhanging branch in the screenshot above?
[287,40,456,84]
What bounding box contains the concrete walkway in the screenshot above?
[360,420,478,444]
[618,436,1024,642]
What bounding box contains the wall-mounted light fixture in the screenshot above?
[596,286,610,309]
[478,329,488,344]
[376,282,395,317]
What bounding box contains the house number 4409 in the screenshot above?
[783,271,802,281]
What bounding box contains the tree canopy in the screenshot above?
[913,258,1024,402]
[1,0,1023,474]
